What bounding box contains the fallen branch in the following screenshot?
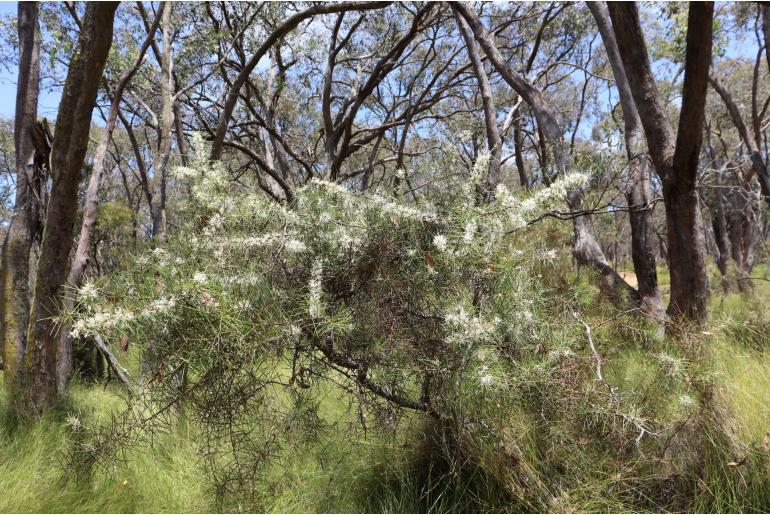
[93,335,136,395]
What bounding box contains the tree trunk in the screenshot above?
[56,6,162,392]
[151,2,174,240]
[23,2,118,414]
[663,3,713,324]
[1,2,40,391]
[711,176,731,292]
[607,2,713,327]
[174,103,189,166]
[761,3,770,75]
[662,185,709,323]
[512,115,529,190]
[728,185,755,294]
[452,6,502,202]
[588,1,663,320]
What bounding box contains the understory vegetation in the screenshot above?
[1,267,767,513]
[2,152,768,512]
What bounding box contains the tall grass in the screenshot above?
[0,382,212,513]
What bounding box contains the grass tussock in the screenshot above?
[0,383,212,513]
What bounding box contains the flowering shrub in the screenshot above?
[68,139,673,499]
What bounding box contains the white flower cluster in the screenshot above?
[462,221,477,245]
[443,305,499,346]
[309,178,436,223]
[70,296,176,339]
[307,258,324,319]
[172,134,230,211]
[215,274,261,287]
[77,280,100,302]
[433,234,448,252]
[477,365,495,388]
[367,192,437,222]
[151,247,172,266]
[70,306,135,339]
[655,352,686,378]
[493,172,589,231]
[470,152,491,185]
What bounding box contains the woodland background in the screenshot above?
[0,1,768,512]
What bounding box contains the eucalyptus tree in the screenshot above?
[452,2,643,311]
[1,2,42,391]
[709,72,770,205]
[208,1,393,162]
[586,1,663,319]
[607,2,714,326]
[452,9,501,201]
[56,3,164,390]
[23,1,119,413]
[705,46,769,292]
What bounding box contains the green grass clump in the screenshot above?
[0,380,212,513]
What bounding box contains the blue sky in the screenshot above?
[0,2,760,125]
[0,1,61,119]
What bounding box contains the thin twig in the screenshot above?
[93,336,136,395]
[572,311,604,382]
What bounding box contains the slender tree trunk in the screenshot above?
[56,6,162,391]
[23,2,118,413]
[711,174,731,292]
[728,185,754,293]
[588,1,663,320]
[512,115,529,190]
[704,127,731,292]
[174,103,188,166]
[536,124,550,184]
[1,2,40,391]
[761,3,770,75]
[151,2,174,239]
[452,6,502,202]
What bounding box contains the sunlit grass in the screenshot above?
[0,381,212,513]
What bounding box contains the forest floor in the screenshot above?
[0,264,768,513]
